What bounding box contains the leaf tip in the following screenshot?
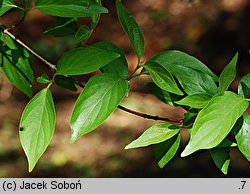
[180,145,194,157]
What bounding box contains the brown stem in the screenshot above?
[0,25,182,124]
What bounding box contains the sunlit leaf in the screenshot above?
[19,88,56,172]
[125,123,179,149]
[175,93,212,109]
[181,91,248,157]
[56,46,120,76]
[70,73,128,142]
[144,62,183,95]
[219,53,238,92]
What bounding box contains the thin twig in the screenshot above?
[0,24,182,124]
[118,105,182,124]
[1,27,56,71]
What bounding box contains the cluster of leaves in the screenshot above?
[0,0,249,174]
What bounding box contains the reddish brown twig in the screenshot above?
[0,25,182,124]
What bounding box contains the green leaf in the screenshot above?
[56,46,120,76]
[44,17,78,37]
[35,0,108,18]
[149,50,218,82]
[154,133,180,168]
[0,0,18,16]
[19,88,56,172]
[149,50,219,95]
[144,62,184,95]
[210,147,230,175]
[0,32,33,98]
[233,114,250,161]
[54,75,77,92]
[219,53,238,92]
[183,109,198,126]
[37,73,51,84]
[125,123,180,149]
[70,73,128,142]
[181,91,248,157]
[147,82,182,106]
[74,25,92,43]
[116,0,144,58]
[90,0,101,29]
[238,73,250,99]
[175,93,212,109]
[217,139,237,148]
[92,41,128,78]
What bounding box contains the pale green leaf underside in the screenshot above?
[19,88,56,172]
[35,0,108,18]
[181,91,248,157]
[70,73,128,142]
[56,46,120,76]
[125,123,180,149]
[219,53,238,92]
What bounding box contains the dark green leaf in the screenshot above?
[19,87,56,172]
[92,41,128,78]
[149,50,219,93]
[175,93,212,109]
[90,0,101,29]
[144,62,183,95]
[125,123,180,149]
[37,73,51,84]
[0,32,33,98]
[116,0,144,58]
[238,73,250,99]
[0,0,18,16]
[210,147,230,175]
[219,53,238,92]
[149,50,218,81]
[181,91,248,157]
[147,82,182,106]
[183,109,198,126]
[74,25,92,43]
[44,17,78,37]
[54,75,77,91]
[233,114,250,161]
[154,133,180,168]
[70,73,128,142]
[35,0,108,18]
[56,46,120,76]
[217,139,237,148]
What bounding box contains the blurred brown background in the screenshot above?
[0,0,250,177]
